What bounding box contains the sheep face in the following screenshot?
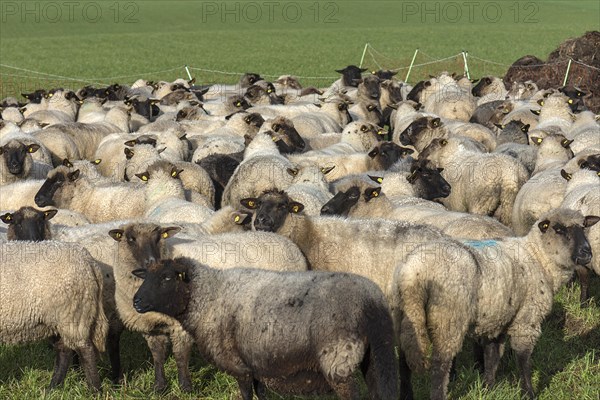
[0,206,56,241]
[0,140,39,176]
[320,186,363,216]
[471,77,493,97]
[368,142,413,170]
[495,120,530,145]
[335,65,367,87]
[265,117,305,153]
[241,190,303,232]
[133,258,191,316]
[358,75,381,100]
[399,116,443,147]
[109,224,180,268]
[372,70,398,80]
[407,160,451,200]
[534,210,598,268]
[406,80,431,102]
[239,73,262,88]
[21,89,46,104]
[380,79,403,105]
[34,167,80,207]
[558,86,587,112]
[579,154,600,171]
[228,95,251,111]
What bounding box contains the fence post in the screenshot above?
[184,65,193,81]
[359,43,369,68]
[462,51,471,80]
[404,48,419,83]
[562,59,572,86]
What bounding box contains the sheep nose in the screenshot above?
[145,256,156,267]
[133,297,147,313]
[35,194,51,207]
[320,204,335,215]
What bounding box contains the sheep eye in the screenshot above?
[360,126,367,132]
[272,124,280,131]
[128,236,136,243]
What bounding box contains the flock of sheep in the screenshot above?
[0,64,599,400]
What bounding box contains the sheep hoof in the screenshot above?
[152,382,168,393]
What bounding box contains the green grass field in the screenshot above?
[1,1,600,398]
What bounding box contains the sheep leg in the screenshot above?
[172,333,193,392]
[235,376,254,400]
[430,355,452,400]
[515,349,535,399]
[144,334,169,392]
[253,379,268,400]
[107,326,123,383]
[575,266,590,307]
[77,343,102,392]
[398,349,414,400]
[49,338,72,389]
[483,335,505,388]
[472,339,485,374]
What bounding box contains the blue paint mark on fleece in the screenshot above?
[462,239,499,249]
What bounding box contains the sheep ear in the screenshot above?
[437,168,444,173]
[430,118,441,128]
[561,139,573,148]
[124,148,135,159]
[368,148,379,158]
[289,202,304,214]
[530,109,541,116]
[406,170,419,184]
[136,172,149,182]
[493,123,504,130]
[240,198,258,209]
[321,166,335,175]
[537,99,544,107]
[560,169,572,181]
[43,209,58,220]
[313,103,322,108]
[368,175,384,184]
[124,139,137,147]
[93,159,102,165]
[287,168,299,177]
[521,124,530,133]
[530,137,543,145]
[131,268,147,279]
[584,216,600,228]
[109,229,124,241]
[538,220,550,233]
[364,187,381,202]
[27,144,40,154]
[160,226,181,239]
[440,139,448,146]
[232,212,252,225]
[0,213,13,224]
[62,159,73,168]
[67,170,80,181]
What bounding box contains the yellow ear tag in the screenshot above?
[292,205,299,213]
[116,232,122,239]
[267,89,272,93]
[5,215,11,221]
[377,130,384,135]
[377,177,383,183]
[542,223,548,230]
[162,232,169,239]
[248,200,255,207]
[536,138,543,144]
[234,215,241,223]
[272,137,278,142]
[568,99,573,104]
[236,102,241,107]
[597,171,600,177]
[48,93,53,98]
[171,171,178,177]
[372,191,379,197]
[94,159,101,164]
[540,100,544,106]
[142,175,148,181]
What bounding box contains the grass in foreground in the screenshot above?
[0,277,599,399]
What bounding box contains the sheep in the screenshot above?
[284,160,334,215]
[132,257,399,399]
[258,116,306,154]
[24,90,80,124]
[468,100,505,130]
[302,121,384,156]
[0,206,56,241]
[533,93,574,136]
[420,137,529,226]
[241,189,453,298]
[397,116,492,154]
[34,105,131,164]
[356,74,381,102]
[289,141,414,183]
[34,166,147,223]
[57,222,191,391]
[349,99,384,126]
[323,169,513,240]
[394,209,599,400]
[138,160,214,223]
[411,74,476,121]
[560,168,600,304]
[221,132,295,208]
[499,99,540,130]
[201,95,251,116]
[321,65,367,99]
[290,99,351,138]
[510,146,591,236]
[471,76,508,105]
[495,119,530,146]
[568,111,600,154]
[0,138,41,184]
[0,241,107,391]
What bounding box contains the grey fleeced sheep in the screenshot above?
[394,208,598,399]
[0,241,107,391]
[132,257,399,399]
